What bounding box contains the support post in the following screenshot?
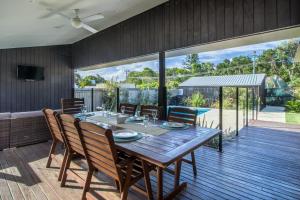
[158,52,167,120]
[252,87,255,120]
[91,88,94,112]
[256,87,259,120]
[116,87,120,112]
[72,88,75,98]
[236,87,239,136]
[246,88,249,127]
[219,87,223,152]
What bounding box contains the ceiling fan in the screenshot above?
[37,1,104,33]
[69,9,104,33]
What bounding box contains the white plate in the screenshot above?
[113,130,138,139]
[163,122,185,128]
[129,116,143,121]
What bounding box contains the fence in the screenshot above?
[75,88,117,112]
[75,88,159,112]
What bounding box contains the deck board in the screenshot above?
[0,120,300,200]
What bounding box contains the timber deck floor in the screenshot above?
[0,120,300,200]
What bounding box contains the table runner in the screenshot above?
[87,115,169,136]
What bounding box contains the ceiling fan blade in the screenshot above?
[38,0,81,19]
[81,23,98,33]
[82,13,104,23]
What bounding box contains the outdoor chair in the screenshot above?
[168,106,198,176]
[42,108,67,181]
[61,98,85,114]
[140,105,162,119]
[76,121,154,200]
[56,114,87,187]
[119,103,137,116]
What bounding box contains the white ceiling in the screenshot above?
[0,0,167,49]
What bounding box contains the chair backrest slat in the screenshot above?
[57,114,84,155]
[61,98,84,114]
[42,108,63,142]
[119,103,137,116]
[140,105,161,119]
[168,107,197,125]
[77,121,120,181]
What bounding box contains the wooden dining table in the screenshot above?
[85,112,221,200]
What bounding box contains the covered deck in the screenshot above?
[1,120,299,200]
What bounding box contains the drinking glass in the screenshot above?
[81,105,87,114]
[152,110,158,124]
[121,106,126,115]
[143,114,150,127]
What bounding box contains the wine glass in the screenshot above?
[152,110,158,124]
[102,103,106,116]
[121,106,126,115]
[136,111,141,118]
[143,114,150,127]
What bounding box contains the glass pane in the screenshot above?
[238,88,247,130]
[119,88,158,106]
[74,89,92,112]
[222,87,237,139]
[75,56,159,113]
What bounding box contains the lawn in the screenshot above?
[286,112,300,125]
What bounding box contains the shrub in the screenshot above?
[184,92,206,107]
[286,100,300,113]
[294,87,300,99]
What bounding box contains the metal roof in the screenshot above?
[179,74,266,87]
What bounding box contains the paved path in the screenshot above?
[258,106,286,123]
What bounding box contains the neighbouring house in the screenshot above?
[179,74,266,110]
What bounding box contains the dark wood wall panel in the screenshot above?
[0,45,73,113]
[244,0,254,34]
[277,0,290,28]
[253,0,265,32]
[265,0,277,30]
[208,0,217,41]
[291,0,300,25]
[224,0,234,38]
[216,0,225,40]
[72,0,300,69]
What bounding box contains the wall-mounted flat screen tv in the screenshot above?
[17,65,44,81]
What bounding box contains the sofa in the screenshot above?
[0,110,53,150]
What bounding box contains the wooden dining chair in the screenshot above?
[140,105,162,119]
[42,108,67,181]
[168,106,198,176]
[76,121,154,200]
[119,103,137,116]
[61,98,85,114]
[56,114,87,187]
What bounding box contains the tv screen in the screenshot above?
[17,65,44,81]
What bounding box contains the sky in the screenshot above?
[76,38,299,81]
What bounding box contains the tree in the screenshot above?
[127,67,158,88]
[183,54,201,71]
[75,73,82,87]
[184,92,206,107]
[78,75,105,88]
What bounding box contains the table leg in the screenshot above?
[142,161,153,200]
[174,160,182,189]
[157,167,163,200]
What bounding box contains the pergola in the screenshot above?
[178,74,266,150]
